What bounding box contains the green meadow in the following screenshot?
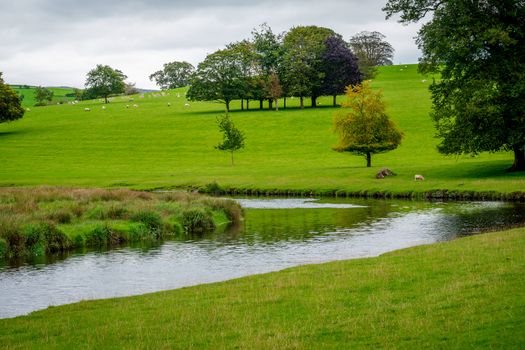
[1,65,523,195]
[1,226,523,349]
[10,85,76,107]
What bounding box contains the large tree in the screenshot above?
[282,26,337,108]
[384,0,525,171]
[333,82,403,167]
[85,65,127,103]
[322,35,363,106]
[149,61,195,90]
[349,31,394,79]
[0,73,24,123]
[187,49,245,112]
[34,86,54,106]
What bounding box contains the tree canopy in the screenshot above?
[0,73,25,123]
[85,65,127,103]
[34,86,54,106]
[215,114,245,165]
[349,31,394,78]
[384,0,525,171]
[149,61,195,90]
[333,82,403,167]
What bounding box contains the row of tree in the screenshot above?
[151,26,394,112]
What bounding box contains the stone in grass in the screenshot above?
[376,168,396,179]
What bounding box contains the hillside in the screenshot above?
[10,85,76,107]
[0,65,523,195]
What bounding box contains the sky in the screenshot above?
[0,0,424,90]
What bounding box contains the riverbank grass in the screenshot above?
[1,227,523,348]
[0,188,242,258]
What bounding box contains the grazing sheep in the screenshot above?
[414,174,425,181]
[421,79,427,83]
[126,105,130,108]
[84,108,91,112]
[184,103,190,107]
[102,106,106,110]
[167,102,171,107]
[133,104,138,108]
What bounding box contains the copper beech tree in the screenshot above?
[333,82,403,167]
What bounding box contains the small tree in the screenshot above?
[216,114,245,166]
[85,64,127,103]
[333,81,403,167]
[0,72,24,123]
[149,61,195,90]
[34,86,54,106]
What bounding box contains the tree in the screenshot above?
[384,0,525,171]
[149,61,195,90]
[124,82,139,96]
[349,31,394,79]
[34,86,54,106]
[85,65,127,103]
[215,114,245,165]
[333,82,403,167]
[0,73,24,123]
[282,26,337,108]
[322,35,363,106]
[187,49,245,112]
[267,72,282,111]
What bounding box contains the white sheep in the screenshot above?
[184,103,190,107]
[133,104,138,108]
[102,106,106,110]
[84,108,91,112]
[167,102,171,107]
[414,174,425,181]
[421,79,427,83]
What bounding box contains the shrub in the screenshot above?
[131,211,163,237]
[45,209,73,224]
[181,207,215,234]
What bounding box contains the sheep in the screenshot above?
[126,105,130,108]
[102,106,106,110]
[84,108,91,112]
[167,102,171,107]
[414,174,425,181]
[421,79,427,83]
[133,104,138,108]
[184,103,190,107]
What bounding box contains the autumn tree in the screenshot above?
[149,61,195,90]
[85,65,127,103]
[0,72,24,123]
[349,31,394,79]
[333,82,403,167]
[384,0,525,171]
[216,114,245,166]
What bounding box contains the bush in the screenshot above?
[131,211,163,236]
[181,207,215,234]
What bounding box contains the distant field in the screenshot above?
[0,65,523,194]
[10,85,76,107]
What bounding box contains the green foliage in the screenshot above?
[333,82,403,167]
[384,0,525,171]
[149,61,195,90]
[215,114,245,165]
[349,31,394,78]
[0,72,24,123]
[130,210,163,234]
[34,86,54,106]
[85,64,127,103]
[181,207,215,233]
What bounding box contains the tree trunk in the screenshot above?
[283,97,287,109]
[333,95,337,107]
[311,96,317,108]
[241,99,244,111]
[268,99,273,110]
[225,100,230,112]
[300,96,304,109]
[246,99,249,110]
[259,99,263,110]
[366,152,372,167]
[231,151,234,166]
[275,99,279,111]
[105,95,109,104]
[509,146,525,171]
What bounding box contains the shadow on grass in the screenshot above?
[184,104,342,116]
[0,130,27,138]
[433,159,522,179]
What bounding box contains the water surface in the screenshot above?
[1,198,524,318]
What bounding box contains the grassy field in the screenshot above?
[10,85,76,107]
[1,65,523,194]
[1,226,523,348]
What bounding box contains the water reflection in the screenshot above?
[1,198,524,318]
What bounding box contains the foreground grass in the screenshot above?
[0,187,241,258]
[1,227,523,349]
[1,65,523,195]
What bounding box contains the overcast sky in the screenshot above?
[0,0,423,89]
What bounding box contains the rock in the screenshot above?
[376,168,396,179]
